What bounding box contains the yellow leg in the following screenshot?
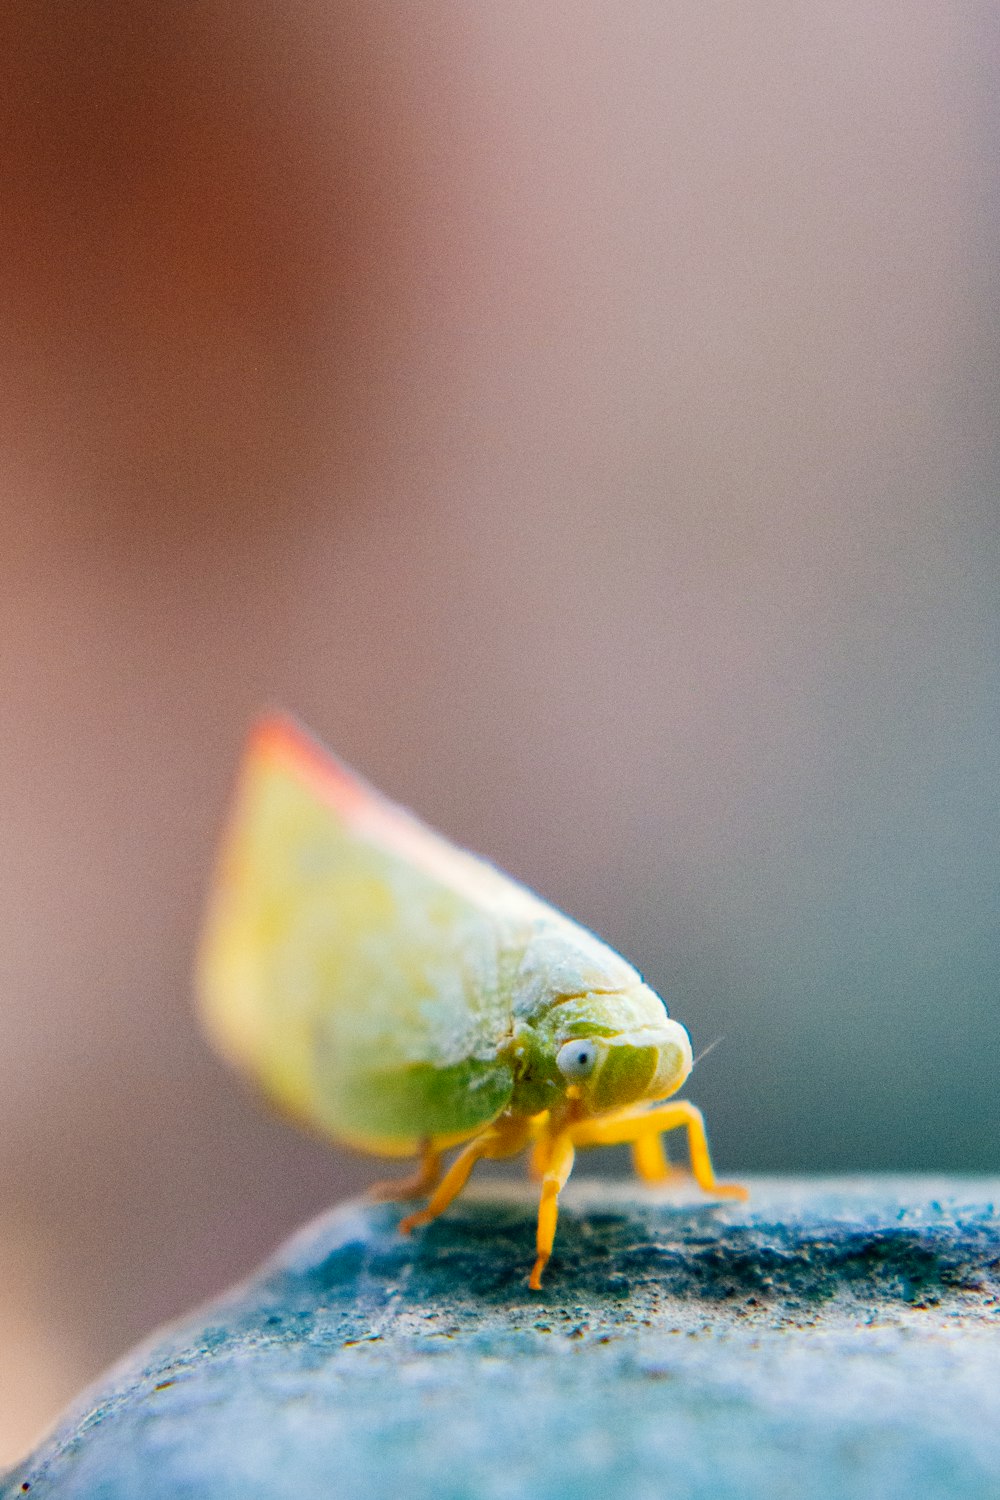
[398,1118,529,1236]
[631,1131,682,1185]
[529,1132,576,1291]
[572,1100,747,1201]
[368,1142,443,1202]
[528,1123,553,1182]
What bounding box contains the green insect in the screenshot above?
[198,715,745,1287]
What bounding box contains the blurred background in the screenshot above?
[1,0,998,1465]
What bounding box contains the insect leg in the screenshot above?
[529,1132,576,1291]
[527,1114,554,1181]
[571,1100,747,1201]
[629,1131,684,1186]
[368,1141,444,1202]
[398,1117,529,1236]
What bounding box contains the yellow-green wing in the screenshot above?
[198,717,541,1153]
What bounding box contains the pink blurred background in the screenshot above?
[1,0,998,1462]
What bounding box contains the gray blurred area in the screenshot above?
[0,0,998,1463]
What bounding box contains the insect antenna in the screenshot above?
[692,1036,724,1068]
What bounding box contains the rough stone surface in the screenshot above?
[5,1178,1000,1499]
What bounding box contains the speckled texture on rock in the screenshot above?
[6,1178,1000,1500]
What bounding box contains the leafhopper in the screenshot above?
[198,716,745,1288]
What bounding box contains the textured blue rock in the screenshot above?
[7,1178,1000,1500]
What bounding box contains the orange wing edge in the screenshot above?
[245,711,373,820]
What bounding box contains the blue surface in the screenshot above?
[6,1178,1000,1499]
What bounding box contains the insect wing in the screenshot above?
[198,718,532,1149]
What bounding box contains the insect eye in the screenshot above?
[556,1038,600,1079]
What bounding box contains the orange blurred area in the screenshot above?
[1,0,998,1465]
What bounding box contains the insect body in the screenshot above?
[198,716,746,1288]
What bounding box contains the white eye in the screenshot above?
[556,1038,600,1079]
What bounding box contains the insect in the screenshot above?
[198,715,746,1288]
